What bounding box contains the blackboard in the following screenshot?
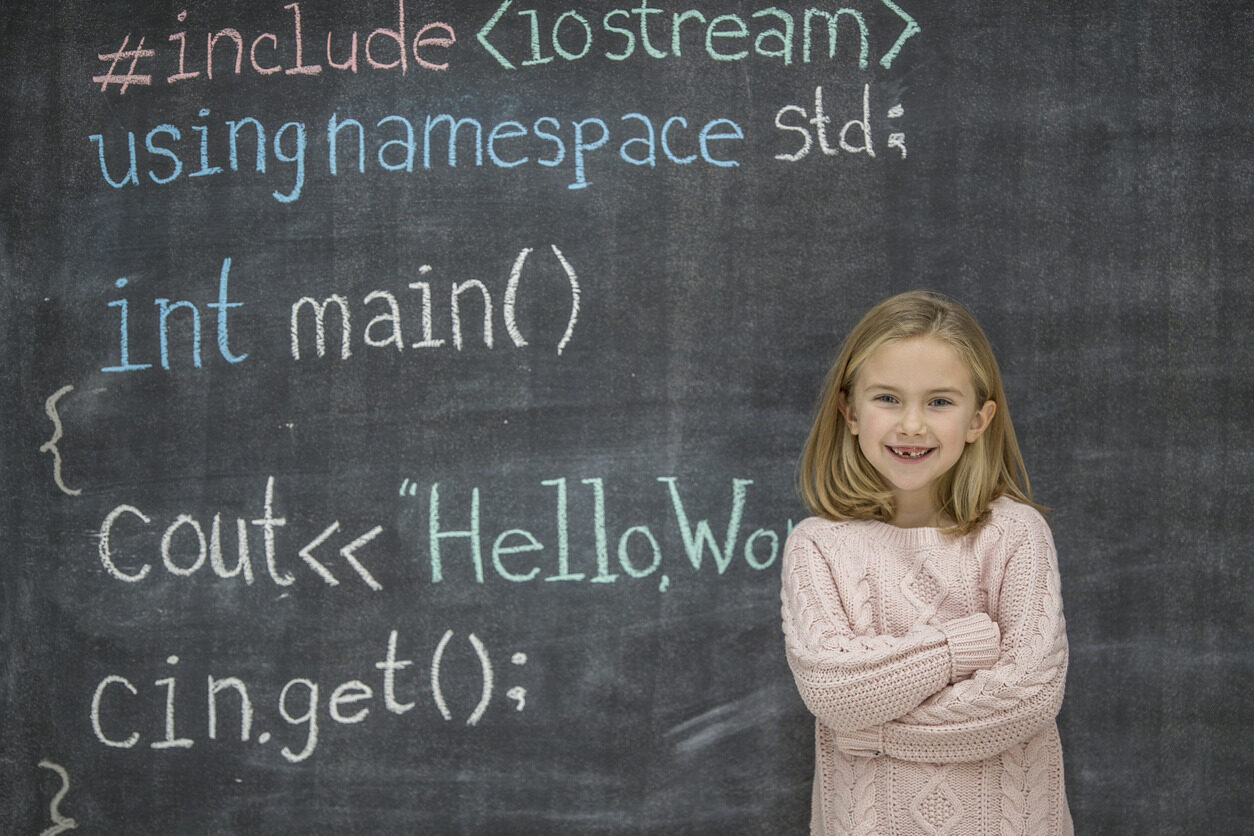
[2,1,1251,833]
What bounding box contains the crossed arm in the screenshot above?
[781,515,1068,764]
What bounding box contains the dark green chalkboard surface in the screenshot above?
[3,1,1251,832]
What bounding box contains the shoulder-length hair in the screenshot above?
[799,290,1042,535]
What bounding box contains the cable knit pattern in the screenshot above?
[781,498,1072,835]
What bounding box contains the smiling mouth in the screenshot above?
[889,446,934,460]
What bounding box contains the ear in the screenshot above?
[966,399,997,443]
[837,391,858,435]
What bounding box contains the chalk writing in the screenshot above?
[477,0,920,69]
[93,34,154,93]
[298,522,384,590]
[773,84,902,162]
[92,2,454,93]
[37,760,79,835]
[97,476,287,586]
[89,629,527,762]
[13,0,940,826]
[102,259,247,373]
[885,102,907,158]
[88,106,744,200]
[93,473,788,591]
[423,474,787,586]
[508,653,528,711]
[549,244,581,355]
[39,386,83,497]
[430,631,500,726]
[290,245,580,360]
[89,1,920,94]
[98,246,580,374]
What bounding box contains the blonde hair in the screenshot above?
[799,290,1041,535]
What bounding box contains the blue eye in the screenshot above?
[929,398,953,407]
[873,394,898,404]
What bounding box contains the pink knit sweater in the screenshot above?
[780,497,1072,835]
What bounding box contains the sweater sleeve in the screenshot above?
[852,511,1069,764]
[781,523,1002,734]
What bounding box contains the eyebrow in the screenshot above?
[863,383,966,397]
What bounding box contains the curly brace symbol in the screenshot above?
[38,760,79,835]
[39,385,82,496]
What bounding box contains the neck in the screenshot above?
[891,492,946,528]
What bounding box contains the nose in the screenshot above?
[898,404,925,436]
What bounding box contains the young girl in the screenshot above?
[781,291,1072,835]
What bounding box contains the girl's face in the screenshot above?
[839,336,996,526]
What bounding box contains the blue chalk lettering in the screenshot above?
[705,14,749,60]
[570,118,608,190]
[228,117,266,172]
[699,118,743,167]
[476,0,515,69]
[272,121,306,203]
[518,9,553,66]
[744,528,779,570]
[619,113,656,167]
[803,9,868,67]
[581,477,618,583]
[670,10,706,56]
[428,483,483,583]
[377,115,416,172]
[602,9,635,60]
[328,113,366,175]
[155,298,202,370]
[634,0,668,58]
[617,525,662,578]
[189,108,223,178]
[491,529,543,582]
[879,0,920,69]
[89,133,139,188]
[661,117,696,164]
[102,278,152,372]
[533,117,565,167]
[541,478,585,581]
[207,257,247,364]
[488,120,528,168]
[145,124,182,184]
[552,10,592,61]
[424,115,484,168]
[752,8,794,64]
[659,477,752,574]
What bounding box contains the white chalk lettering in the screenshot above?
[88,631,528,761]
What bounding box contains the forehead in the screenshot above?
[856,336,973,392]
